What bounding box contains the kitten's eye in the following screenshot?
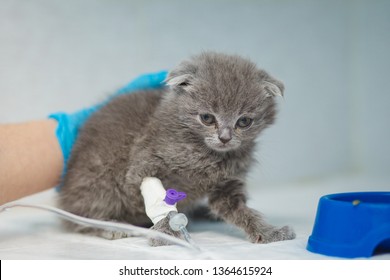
[236,117,253,128]
[200,114,216,126]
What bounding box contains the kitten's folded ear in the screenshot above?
[259,72,285,98]
[165,73,193,88]
[165,60,197,93]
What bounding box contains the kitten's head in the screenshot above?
[164,52,284,153]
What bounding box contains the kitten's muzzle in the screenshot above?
[218,127,232,144]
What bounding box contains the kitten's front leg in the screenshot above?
[208,179,295,243]
[124,160,183,246]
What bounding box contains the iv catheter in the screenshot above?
[140,177,200,250]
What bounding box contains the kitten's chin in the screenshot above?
[211,145,237,152]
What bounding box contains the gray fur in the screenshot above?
[59,52,295,245]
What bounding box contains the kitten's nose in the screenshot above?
[218,128,232,144]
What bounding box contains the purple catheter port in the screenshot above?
[164,189,187,205]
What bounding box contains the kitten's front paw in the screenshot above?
[148,217,182,247]
[250,225,296,244]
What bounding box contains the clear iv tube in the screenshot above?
[0,203,197,250]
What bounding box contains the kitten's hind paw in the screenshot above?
[251,225,296,244]
[62,220,133,240]
[148,217,182,247]
[100,230,133,240]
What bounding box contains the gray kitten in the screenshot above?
[59,52,295,245]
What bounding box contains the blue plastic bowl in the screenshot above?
[307,192,390,258]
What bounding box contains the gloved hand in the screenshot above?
[49,71,167,174]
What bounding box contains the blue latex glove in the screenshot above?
[49,71,167,175]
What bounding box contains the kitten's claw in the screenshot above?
[251,225,296,244]
[148,217,182,247]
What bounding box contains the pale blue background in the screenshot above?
[1,0,389,187]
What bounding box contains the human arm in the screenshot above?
[0,71,167,204]
[0,120,62,205]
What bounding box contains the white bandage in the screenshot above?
[140,177,178,225]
